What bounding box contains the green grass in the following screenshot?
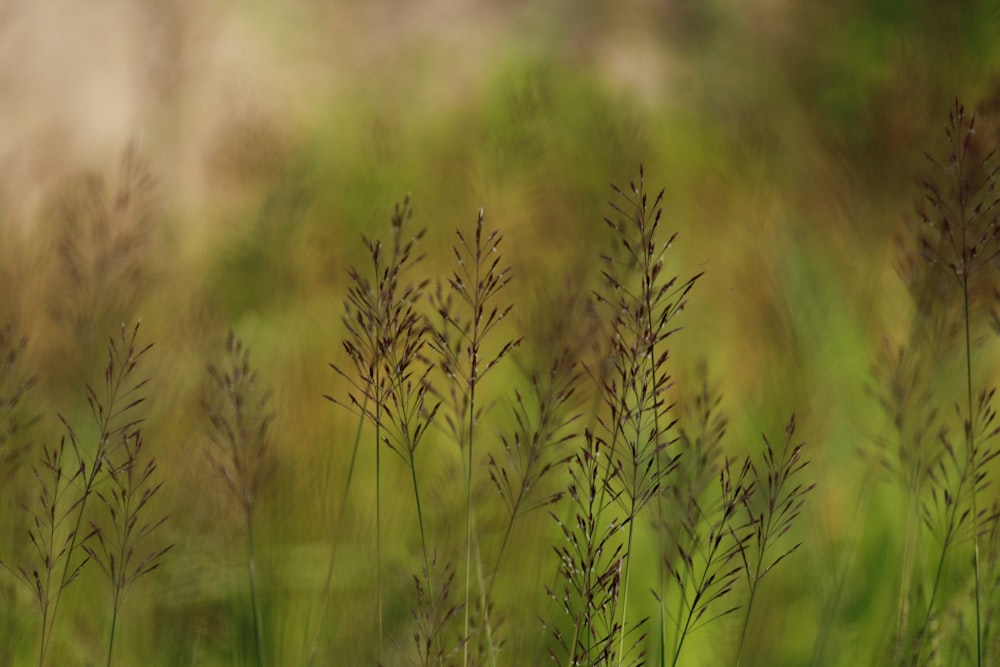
[3,4,1000,663]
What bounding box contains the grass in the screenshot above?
[328,195,439,663]
[427,208,520,665]
[892,100,1000,666]
[202,331,276,667]
[3,78,1000,666]
[0,322,166,666]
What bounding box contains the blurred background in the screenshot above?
[2,0,1000,664]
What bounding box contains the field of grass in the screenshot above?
[3,1,1000,665]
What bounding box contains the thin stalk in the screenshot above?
[341,403,367,527]
[922,534,951,655]
[956,114,983,662]
[489,500,518,593]
[670,615,693,665]
[648,316,667,667]
[738,484,779,667]
[732,504,780,667]
[462,379,476,667]
[617,507,639,666]
[608,322,644,667]
[914,483,964,661]
[38,614,46,667]
[410,455,430,577]
[38,496,57,667]
[617,378,657,667]
[472,512,497,667]
[486,482,524,666]
[657,488,667,667]
[734,572,759,667]
[375,383,384,665]
[890,479,925,663]
[962,272,983,667]
[675,579,686,660]
[104,559,122,666]
[670,520,727,667]
[247,509,265,667]
[589,379,627,664]
[106,606,118,667]
[104,458,130,667]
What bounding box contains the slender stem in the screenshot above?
[734,580,758,667]
[489,508,517,595]
[483,498,516,666]
[617,380,652,665]
[38,585,49,667]
[736,535,767,667]
[647,320,667,667]
[567,598,585,667]
[410,455,430,576]
[890,496,921,664]
[670,547,714,667]
[617,507,638,666]
[962,271,983,667]
[106,468,134,667]
[247,508,265,667]
[564,434,599,667]
[952,108,985,666]
[37,452,62,667]
[341,404,367,525]
[472,512,497,667]
[914,498,962,661]
[463,379,476,667]
[674,579,685,662]
[669,532,694,667]
[106,599,119,667]
[586,392,620,664]
[375,393,384,665]
[657,493,667,667]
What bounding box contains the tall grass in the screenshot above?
[329,195,442,663]
[594,168,700,666]
[735,415,814,666]
[917,101,1000,667]
[428,210,520,665]
[84,325,171,667]
[0,322,163,666]
[85,416,172,666]
[541,170,812,667]
[202,332,275,667]
[9,96,1000,666]
[862,100,1000,666]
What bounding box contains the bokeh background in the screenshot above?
[2,0,1000,665]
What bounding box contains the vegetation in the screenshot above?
[3,2,1000,665]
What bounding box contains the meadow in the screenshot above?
[2,2,1000,665]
